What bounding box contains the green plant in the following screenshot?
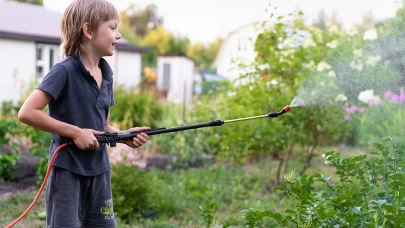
[0,154,20,181]
[261,137,405,227]
[111,164,157,223]
[110,86,163,130]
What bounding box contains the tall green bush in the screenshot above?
[110,86,164,130]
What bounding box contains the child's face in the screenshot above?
[92,19,121,57]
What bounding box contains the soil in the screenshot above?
[0,156,40,201]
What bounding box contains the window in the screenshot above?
[49,49,54,70]
[36,66,43,78]
[163,63,171,90]
[36,44,59,78]
[36,47,43,61]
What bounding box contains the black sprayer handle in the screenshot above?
[95,120,225,147]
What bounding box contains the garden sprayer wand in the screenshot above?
[95,105,292,147]
[6,105,291,228]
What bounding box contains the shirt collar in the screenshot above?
[72,51,113,83]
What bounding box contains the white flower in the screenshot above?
[283,37,294,48]
[363,28,378,41]
[317,61,331,72]
[346,26,358,36]
[327,71,336,78]
[326,40,339,49]
[335,93,348,102]
[350,61,363,71]
[353,49,363,58]
[366,55,381,67]
[307,60,315,69]
[304,38,316,48]
[227,91,236,97]
[270,79,278,85]
[327,23,339,33]
[358,89,374,103]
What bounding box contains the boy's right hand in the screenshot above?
[72,129,104,150]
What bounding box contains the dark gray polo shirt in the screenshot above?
[37,53,114,176]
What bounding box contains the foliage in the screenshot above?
[110,86,164,130]
[10,0,43,6]
[0,154,20,181]
[260,138,405,227]
[187,38,223,69]
[120,4,163,38]
[111,164,157,222]
[358,97,405,146]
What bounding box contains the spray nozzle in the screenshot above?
[268,105,291,118]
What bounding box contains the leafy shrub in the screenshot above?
[263,137,405,227]
[111,164,157,222]
[110,86,164,130]
[358,98,405,146]
[0,154,20,181]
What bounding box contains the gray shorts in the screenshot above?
[45,167,116,228]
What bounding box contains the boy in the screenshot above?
[18,0,149,227]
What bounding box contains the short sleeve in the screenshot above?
[37,64,67,102]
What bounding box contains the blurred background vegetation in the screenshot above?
[2,0,405,227]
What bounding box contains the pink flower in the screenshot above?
[400,93,405,102]
[345,105,358,113]
[344,115,351,121]
[384,91,392,98]
[358,107,366,113]
[368,100,382,106]
[392,94,400,104]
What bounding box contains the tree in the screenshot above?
[121,3,163,38]
[187,38,223,69]
[356,10,375,35]
[9,0,43,5]
[313,8,327,30]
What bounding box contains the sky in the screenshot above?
[43,0,403,43]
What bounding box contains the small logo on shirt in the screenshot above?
[100,199,114,220]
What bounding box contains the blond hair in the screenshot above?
[60,0,119,58]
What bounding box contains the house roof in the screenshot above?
[0,1,151,53]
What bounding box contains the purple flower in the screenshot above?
[384,91,393,98]
[344,115,351,121]
[368,100,382,106]
[392,94,400,104]
[345,105,358,113]
[400,93,405,103]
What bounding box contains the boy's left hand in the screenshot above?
[122,127,151,148]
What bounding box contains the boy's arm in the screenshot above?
[104,111,150,148]
[18,89,103,150]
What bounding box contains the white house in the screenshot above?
[212,23,261,82]
[156,56,194,104]
[0,1,150,103]
[213,22,311,82]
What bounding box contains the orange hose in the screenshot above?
[6,143,68,228]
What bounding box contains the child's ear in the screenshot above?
[82,23,93,40]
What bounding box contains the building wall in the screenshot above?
[0,38,36,103]
[157,56,194,104]
[213,23,259,81]
[115,51,142,87]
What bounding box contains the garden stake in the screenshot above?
[6,105,291,227]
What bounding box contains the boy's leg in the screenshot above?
[82,170,116,228]
[45,167,87,228]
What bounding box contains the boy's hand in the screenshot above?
[122,127,150,148]
[73,129,104,150]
